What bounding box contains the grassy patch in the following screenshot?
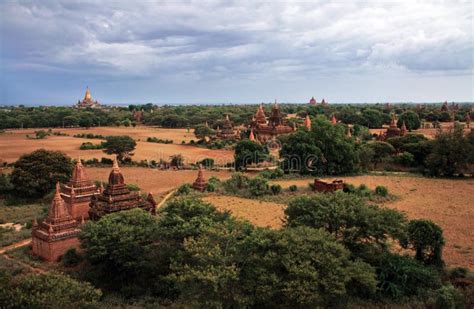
[0,226,32,247]
[0,254,28,277]
[0,201,47,224]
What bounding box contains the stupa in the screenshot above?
[61,160,97,220]
[309,97,317,105]
[32,183,81,261]
[75,87,101,108]
[304,115,312,130]
[88,158,155,220]
[217,115,239,140]
[192,165,208,192]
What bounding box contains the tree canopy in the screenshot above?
[102,135,136,162]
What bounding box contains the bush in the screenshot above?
[377,253,442,299]
[200,158,214,168]
[270,184,282,195]
[222,173,249,194]
[61,248,82,266]
[405,219,445,267]
[248,177,269,197]
[146,137,173,144]
[355,184,372,197]
[393,152,415,166]
[177,184,191,195]
[435,285,463,309]
[79,142,104,150]
[126,184,140,192]
[100,157,113,165]
[289,185,298,192]
[205,183,216,192]
[343,183,355,193]
[375,185,388,197]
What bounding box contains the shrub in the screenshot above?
[100,157,113,165]
[248,177,269,197]
[222,173,249,194]
[62,248,82,266]
[200,158,214,168]
[355,184,372,197]
[435,285,463,309]
[343,183,355,193]
[394,152,415,166]
[289,185,298,192]
[146,137,173,144]
[375,185,388,197]
[270,184,282,195]
[177,184,191,195]
[126,184,140,192]
[206,183,216,192]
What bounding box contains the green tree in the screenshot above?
[10,149,73,198]
[426,126,473,176]
[397,111,421,130]
[404,219,445,267]
[102,135,136,162]
[234,140,269,170]
[361,141,395,168]
[80,209,160,295]
[170,154,184,168]
[248,177,270,196]
[280,116,359,175]
[1,272,102,308]
[285,192,407,253]
[362,108,385,128]
[194,125,215,140]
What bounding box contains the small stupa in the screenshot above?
[192,165,208,192]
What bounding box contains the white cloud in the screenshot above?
[0,0,472,102]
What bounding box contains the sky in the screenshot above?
[0,1,473,105]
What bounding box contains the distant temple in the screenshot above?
[32,183,82,261]
[309,97,317,105]
[378,113,407,140]
[250,101,294,142]
[75,87,101,108]
[192,165,208,192]
[216,115,240,140]
[61,160,98,220]
[88,158,156,220]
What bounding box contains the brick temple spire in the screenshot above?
[61,159,97,220]
[50,182,69,220]
[304,115,312,130]
[400,121,407,136]
[331,114,337,124]
[192,165,208,192]
[249,129,256,141]
[32,182,81,261]
[89,157,154,220]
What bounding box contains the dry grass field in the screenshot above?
[369,121,470,139]
[196,174,474,270]
[86,167,233,195]
[0,127,234,164]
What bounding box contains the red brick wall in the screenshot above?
[32,236,80,262]
[67,201,90,220]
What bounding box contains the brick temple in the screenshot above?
[61,160,97,220]
[216,115,240,140]
[250,101,294,142]
[378,113,407,141]
[192,165,208,191]
[88,158,156,220]
[32,183,82,262]
[75,87,101,108]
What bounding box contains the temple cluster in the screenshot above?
[31,158,156,261]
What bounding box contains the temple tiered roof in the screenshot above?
[250,101,293,142]
[61,160,97,220]
[32,183,81,243]
[217,115,239,140]
[88,158,155,220]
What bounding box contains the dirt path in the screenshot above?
[0,238,31,254]
[157,190,176,209]
[2,252,46,274]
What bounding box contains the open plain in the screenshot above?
[0,127,234,164]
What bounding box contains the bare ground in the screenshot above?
[0,127,234,164]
